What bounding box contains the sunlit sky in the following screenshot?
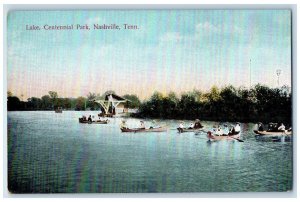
[7,10,291,100]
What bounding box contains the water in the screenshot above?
[7,111,293,193]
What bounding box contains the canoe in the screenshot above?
[207,132,241,141]
[254,130,292,137]
[177,126,204,133]
[121,127,167,133]
[79,118,109,124]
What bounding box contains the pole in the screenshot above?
[276,69,281,87]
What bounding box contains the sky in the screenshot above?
[7,10,291,100]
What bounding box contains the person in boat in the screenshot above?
[234,123,241,133]
[139,121,146,129]
[88,115,92,122]
[120,120,128,129]
[178,121,184,133]
[81,115,87,121]
[188,122,195,129]
[194,119,203,129]
[277,123,285,132]
[258,122,264,131]
[223,124,229,135]
[267,123,278,132]
[215,126,223,136]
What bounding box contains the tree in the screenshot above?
[75,96,87,111]
[48,91,58,109]
[41,95,52,109]
[7,96,21,111]
[87,92,97,101]
[123,94,141,108]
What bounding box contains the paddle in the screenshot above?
[228,137,244,142]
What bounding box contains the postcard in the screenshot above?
[6,9,292,193]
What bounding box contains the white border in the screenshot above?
[1,2,298,200]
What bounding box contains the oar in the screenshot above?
[228,137,244,142]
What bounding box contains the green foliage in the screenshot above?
[123,94,141,108]
[137,84,292,123]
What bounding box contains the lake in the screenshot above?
[7,111,293,193]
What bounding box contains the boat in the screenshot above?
[121,126,168,133]
[254,130,292,137]
[55,107,63,113]
[79,118,109,124]
[177,127,204,133]
[207,131,241,141]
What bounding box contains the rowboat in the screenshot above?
[177,126,204,133]
[207,131,241,141]
[55,107,63,113]
[254,130,292,137]
[79,118,109,124]
[121,126,167,133]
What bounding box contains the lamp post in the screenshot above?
[276,69,281,87]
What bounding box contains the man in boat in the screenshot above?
[81,115,87,121]
[277,123,285,132]
[120,120,128,129]
[194,119,203,129]
[139,121,146,129]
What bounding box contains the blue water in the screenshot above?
[7,111,293,193]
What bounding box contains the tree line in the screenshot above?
[7,84,292,124]
[7,91,141,112]
[135,84,292,124]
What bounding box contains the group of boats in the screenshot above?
[78,115,292,142]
